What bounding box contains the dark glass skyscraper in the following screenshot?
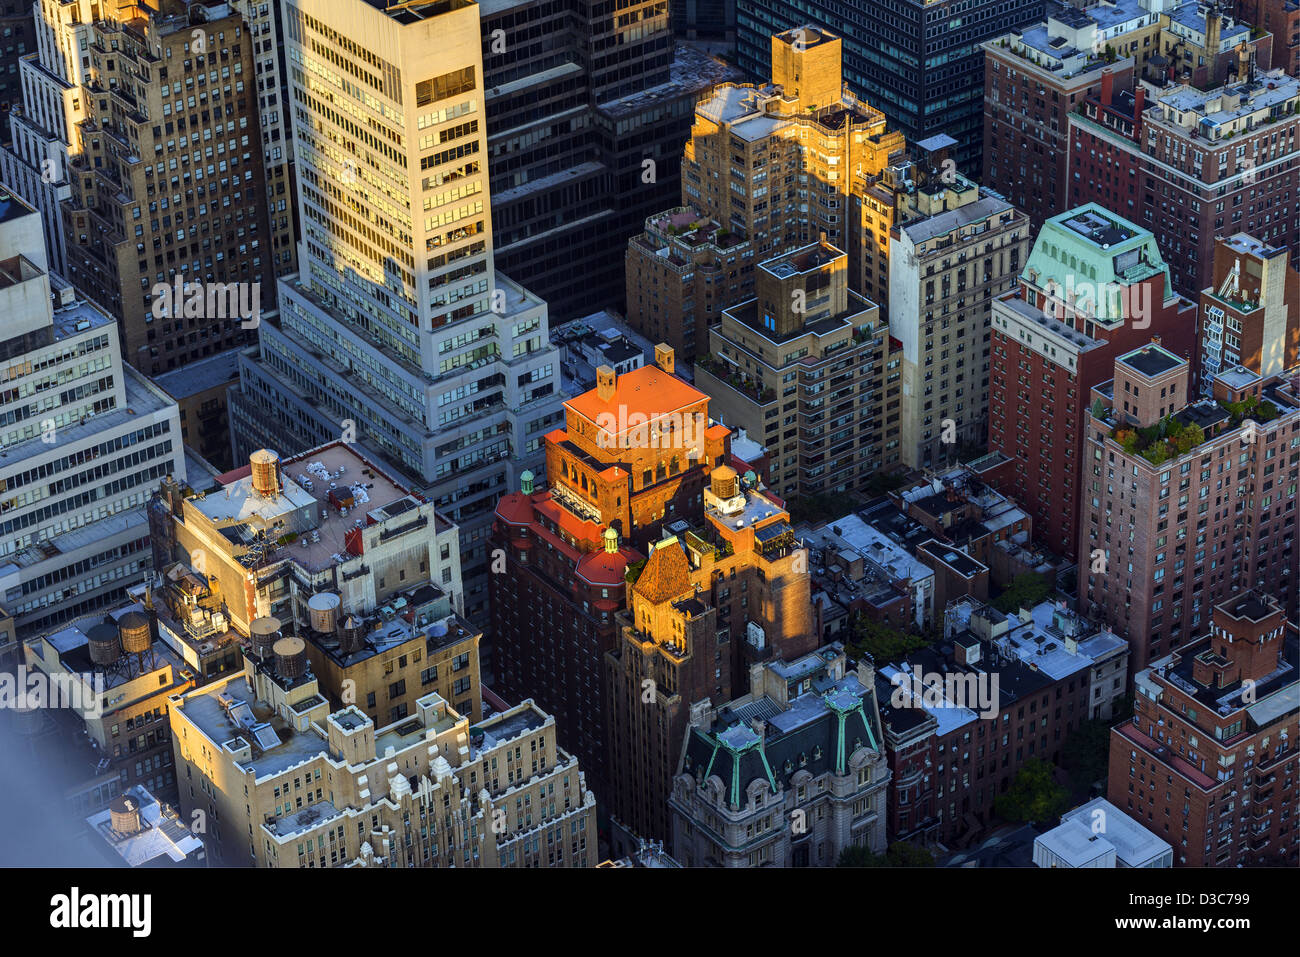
[482,0,740,321]
[736,0,1043,172]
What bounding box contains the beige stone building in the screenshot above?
[148,441,481,723]
[695,240,902,499]
[888,146,1030,470]
[170,657,597,867]
[61,0,278,376]
[669,642,890,867]
[625,26,905,361]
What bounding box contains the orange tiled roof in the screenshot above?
[495,491,537,526]
[635,540,692,604]
[575,546,641,587]
[566,365,706,424]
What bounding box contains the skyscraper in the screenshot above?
[624,27,906,359]
[229,0,564,626]
[735,0,1045,173]
[0,190,185,637]
[480,0,740,322]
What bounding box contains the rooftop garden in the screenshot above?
[1108,395,1278,465]
[1112,417,1205,466]
[1221,394,1280,424]
[696,353,777,403]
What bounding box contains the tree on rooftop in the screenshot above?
[1061,718,1113,800]
[995,758,1070,826]
[849,614,931,663]
[991,572,1052,614]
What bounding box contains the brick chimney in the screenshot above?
[1216,593,1286,686]
[596,364,617,402]
[1133,85,1146,142]
[1101,67,1114,106]
[654,343,674,375]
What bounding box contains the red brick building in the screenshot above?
[986,204,1197,559]
[983,40,1136,232]
[1198,232,1300,393]
[1080,346,1300,671]
[490,347,731,790]
[1109,591,1299,866]
[1067,62,1300,299]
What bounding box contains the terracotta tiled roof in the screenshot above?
[494,491,536,526]
[575,546,640,587]
[566,365,706,423]
[635,540,691,604]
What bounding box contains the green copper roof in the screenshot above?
[1023,204,1173,319]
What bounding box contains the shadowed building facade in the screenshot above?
[604,463,819,850]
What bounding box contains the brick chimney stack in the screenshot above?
[597,365,617,402]
[654,343,675,375]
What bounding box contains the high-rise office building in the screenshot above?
[1197,232,1300,394]
[625,27,905,359]
[481,0,740,322]
[985,204,1196,558]
[1,0,96,279]
[736,0,1045,173]
[52,0,282,375]
[1079,346,1299,671]
[229,0,298,277]
[229,0,564,627]
[1108,591,1299,866]
[0,190,185,637]
[0,1,35,139]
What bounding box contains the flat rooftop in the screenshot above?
[0,188,36,224]
[1118,343,1185,378]
[918,540,985,579]
[86,785,204,865]
[1056,798,1171,866]
[204,443,420,573]
[471,704,546,754]
[1222,233,1282,259]
[761,241,841,278]
[152,347,241,399]
[1060,207,1139,249]
[903,194,1015,246]
[179,678,326,780]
